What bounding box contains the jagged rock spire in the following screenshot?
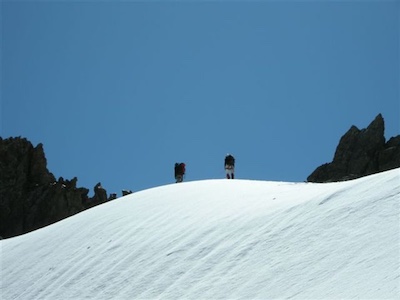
[308,114,400,183]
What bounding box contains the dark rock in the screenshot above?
[308,114,400,182]
[109,193,117,200]
[0,137,108,238]
[379,136,400,172]
[122,189,133,196]
[93,182,108,203]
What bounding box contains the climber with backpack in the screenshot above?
[224,154,235,179]
[174,162,186,183]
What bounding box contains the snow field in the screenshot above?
[1,168,399,299]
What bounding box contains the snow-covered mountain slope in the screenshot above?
[1,169,399,300]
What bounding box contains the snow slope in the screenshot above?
[1,169,399,299]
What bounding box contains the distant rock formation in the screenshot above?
[92,182,108,204]
[122,189,133,196]
[0,137,116,239]
[307,114,400,183]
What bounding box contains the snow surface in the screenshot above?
[1,169,399,300]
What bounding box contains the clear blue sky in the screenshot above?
[2,1,399,196]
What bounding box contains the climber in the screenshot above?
[224,154,235,179]
[174,162,186,183]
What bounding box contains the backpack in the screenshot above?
[175,163,185,175]
[180,163,186,174]
[225,155,235,166]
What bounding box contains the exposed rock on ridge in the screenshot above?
[0,137,114,239]
[307,114,400,183]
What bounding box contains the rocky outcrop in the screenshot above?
[122,189,133,196]
[307,114,400,183]
[0,137,115,239]
[88,182,108,206]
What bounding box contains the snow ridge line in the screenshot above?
[1,168,399,299]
